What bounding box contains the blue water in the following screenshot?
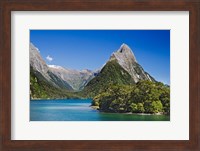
[30,99,170,121]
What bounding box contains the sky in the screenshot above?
[30,30,170,85]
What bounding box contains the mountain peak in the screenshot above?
[118,43,131,53]
[107,44,154,83]
[110,43,137,63]
[117,43,137,63]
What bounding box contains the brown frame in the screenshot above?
[0,0,200,151]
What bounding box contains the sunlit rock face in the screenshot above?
[30,43,49,79]
[109,43,154,83]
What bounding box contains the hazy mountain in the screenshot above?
[48,65,95,91]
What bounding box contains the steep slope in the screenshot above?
[30,66,77,99]
[83,43,156,97]
[82,59,135,97]
[30,43,74,99]
[48,65,95,91]
[110,43,155,82]
[30,43,50,80]
[30,43,73,90]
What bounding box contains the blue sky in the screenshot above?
[30,30,170,84]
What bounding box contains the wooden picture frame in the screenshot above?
[0,0,199,150]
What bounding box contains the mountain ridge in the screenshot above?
[109,43,154,83]
[30,42,157,99]
[48,64,95,91]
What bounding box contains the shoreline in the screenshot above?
[30,99,169,116]
[91,106,168,115]
[98,111,167,116]
[99,111,168,116]
[31,97,89,101]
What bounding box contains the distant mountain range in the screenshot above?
[48,65,95,91]
[30,43,156,99]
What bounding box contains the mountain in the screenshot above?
[30,42,156,99]
[48,65,95,91]
[110,43,155,83]
[30,43,77,99]
[82,43,155,97]
[30,43,49,79]
[30,66,77,99]
[30,43,96,99]
[30,43,73,90]
[81,59,135,97]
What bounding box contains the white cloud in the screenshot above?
[46,55,53,62]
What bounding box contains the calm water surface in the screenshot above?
[30,99,170,121]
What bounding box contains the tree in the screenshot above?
[137,103,145,113]
[150,101,163,113]
[159,89,170,114]
[130,103,137,113]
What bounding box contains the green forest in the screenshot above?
[91,81,170,114]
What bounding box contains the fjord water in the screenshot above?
[30,99,170,121]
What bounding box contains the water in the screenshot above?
[30,99,170,121]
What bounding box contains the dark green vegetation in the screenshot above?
[81,60,135,98]
[92,81,170,114]
[30,67,80,99]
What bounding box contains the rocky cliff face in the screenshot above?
[30,43,50,80]
[109,43,155,83]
